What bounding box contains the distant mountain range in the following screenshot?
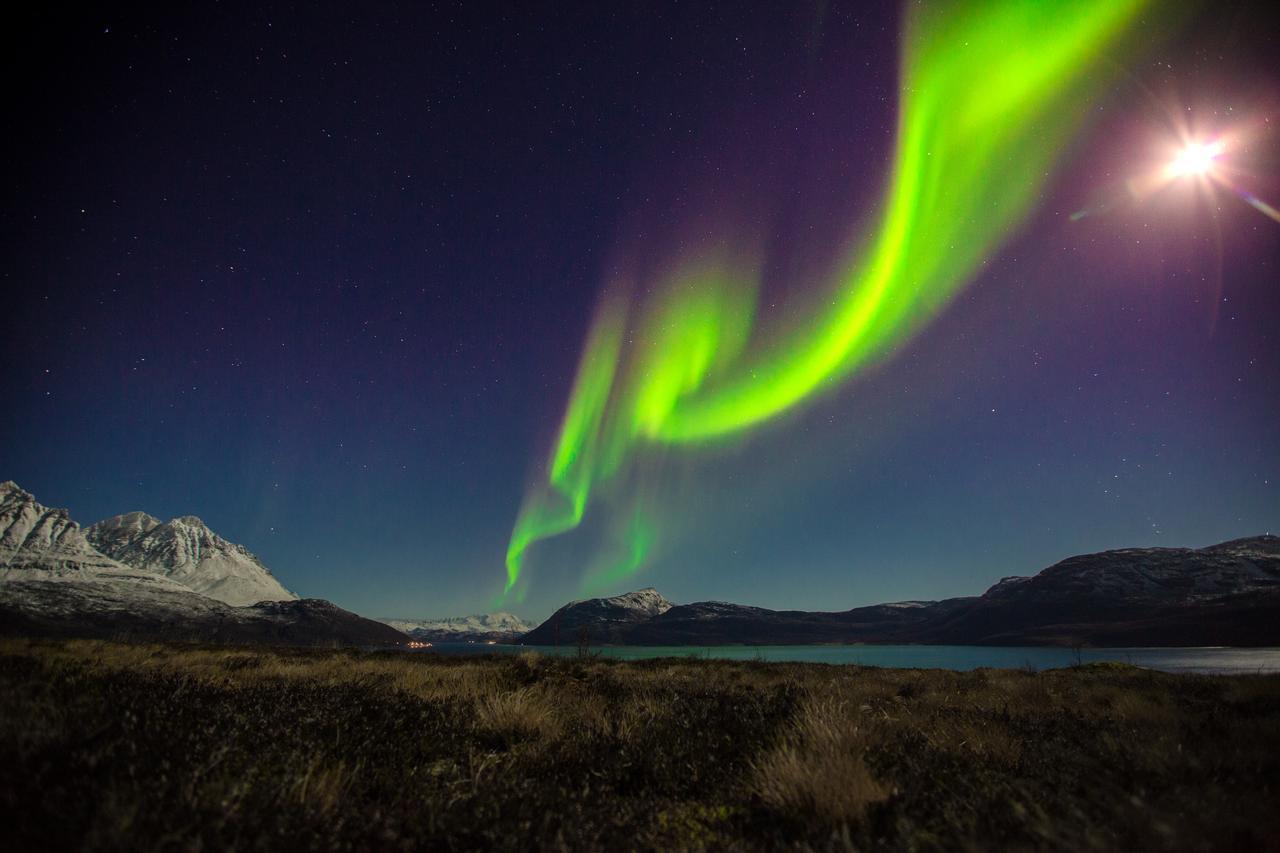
[379,612,532,643]
[0,481,404,647]
[521,536,1280,647]
[5,480,1278,649]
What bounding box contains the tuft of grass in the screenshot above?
[752,697,888,825]
[293,757,357,816]
[474,686,561,745]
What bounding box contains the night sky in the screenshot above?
[3,2,1277,622]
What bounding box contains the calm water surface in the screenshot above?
[417,643,1280,675]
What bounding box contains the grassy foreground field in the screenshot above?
[1,639,1278,851]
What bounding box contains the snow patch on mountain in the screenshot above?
[573,587,673,618]
[0,481,187,591]
[520,587,674,645]
[87,512,296,606]
[381,612,532,637]
[0,481,400,646]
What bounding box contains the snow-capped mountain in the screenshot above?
[81,510,159,554]
[87,512,296,606]
[2,481,295,605]
[381,612,532,642]
[0,481,399,646]
[520,587,672,645]
[0,481,186,590]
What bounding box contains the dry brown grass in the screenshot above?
[752,696,888,825]
[3,638,1280,850]
[293,757,357,817]
[474,686,561,743]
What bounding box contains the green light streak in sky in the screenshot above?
[504,0,1154,597]
[504,299,625,596]
[583,509,657,593]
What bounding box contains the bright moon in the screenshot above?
[1168,141,1222,178]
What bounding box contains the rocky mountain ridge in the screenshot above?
[520,536,1280,647]
[381,612,532,642]
[1,482,187,590]
[520,588,673,645]
[0,481,401,647]
[88,512,296,606]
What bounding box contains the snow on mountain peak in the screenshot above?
[381,611,533,638]
[2,482,297,608]
[520,588,675,645]
[3,482,94,571]
[0,482,181,590]
[605,587,673,616]
[94,511,161,534]
[86,511,297,607]
[1,480,31,500]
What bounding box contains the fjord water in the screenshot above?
[422,644,1280,674]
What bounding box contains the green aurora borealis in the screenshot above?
[504,0,1165,599]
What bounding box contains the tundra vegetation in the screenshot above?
[1,638,1277,850]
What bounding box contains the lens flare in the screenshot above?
[503,0,1164,598]
[1167,141,1223,178]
